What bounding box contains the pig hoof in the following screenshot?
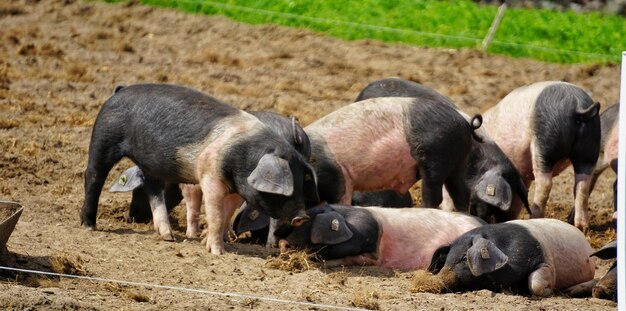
[207,242,225,255]
[82,224,96,231]
[161,231,176,242]
[185,229,198,238]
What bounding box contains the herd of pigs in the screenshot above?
[78,78,619,300]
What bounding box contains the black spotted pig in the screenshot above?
[80,84,318,254]
[305,95,482,211]
[235,189,413,246]
[425,219,595,296]
[482,81,600,230]
[354,78,529,223]
[275,204,485,270]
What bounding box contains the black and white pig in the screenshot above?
[424,219,595,296]
[305,94,482,212]
[482,81,601,230]
[274,203,485,270]
[109,110,313,239]
[234,190,413,245]
[354,78,529,223]
[80,84,318,254]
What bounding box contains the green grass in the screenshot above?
[104,0,625,64]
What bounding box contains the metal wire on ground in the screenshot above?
[0,265,371,311]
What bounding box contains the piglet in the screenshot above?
[306,95,482,211]
[234,190,413,245]
[424,219,595,296]
[80,84,318,254]
[482,81,600,230]
[354,78,529,223]
[275,204,485,270]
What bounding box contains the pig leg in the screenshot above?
[221,194,244,242]
[572,173,592,231]
[528,263,556,297]
[183,184,203,238]
[338,165,354,205]
[443,167,470,212]
[420,166,445,209]
[266,218,280,248]
[530,170,552,219]
[200,175,230,255]
[80,141,124,229]
[143,178,175,241]
[530,143,553,218]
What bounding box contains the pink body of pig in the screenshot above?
[362,207,483,270]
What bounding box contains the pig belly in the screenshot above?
[364,207,482,270]
[512,219,595,289]
[307,98,418,192]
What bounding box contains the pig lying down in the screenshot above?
[305,95,482,212]
[424,219,595,296]
[233,190,413,245]
[354,78,529,223]
[275,204,485,270]
[80,84,318,254]
[482,81,600,230]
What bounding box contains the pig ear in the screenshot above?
[247,154,294,196]
[428,245,451,274]
[467,236,508,277]
[310,211,353,245]
[109,166,145,192]
[303,162,320,206]
[234,202,270,235]
[474,171,512,212]
[591,241,617,259]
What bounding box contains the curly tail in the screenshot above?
[469,114,483,143]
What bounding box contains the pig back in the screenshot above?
[95,84,260,183]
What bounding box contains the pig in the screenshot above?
[305,95,483,212]
[234,190,413,245]
[275,203,485,270]
[425,218,595,296]
[80,84,318,255]
[354,78,529,223]
[590,240,617,301]
[482,81,601,230]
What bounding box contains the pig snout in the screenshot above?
[279,239,291,253]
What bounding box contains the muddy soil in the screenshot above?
[0,0,620,310]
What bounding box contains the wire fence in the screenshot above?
[0,265,371,311]
[163,0,621,62]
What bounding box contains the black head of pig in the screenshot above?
[227,132,319,225]
[250,111,311,161]
[466,141,530,223]
[274,204,378,260]
[427,224,544,294]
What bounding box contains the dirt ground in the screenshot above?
[0,0,621,310]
